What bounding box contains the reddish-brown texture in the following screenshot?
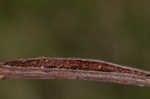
[2,57,149,76]
[0,57,150,87]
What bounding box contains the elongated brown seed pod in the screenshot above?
[0,57,150,87]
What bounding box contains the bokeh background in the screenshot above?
[0,0,150,99]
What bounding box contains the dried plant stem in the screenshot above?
[0,57,150,87]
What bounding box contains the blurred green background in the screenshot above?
[0,0,150,99]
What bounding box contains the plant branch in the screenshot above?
[0,57,150,87]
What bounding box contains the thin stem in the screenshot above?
[0,57,150,87]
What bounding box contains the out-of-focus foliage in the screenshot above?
[0,0,150,99]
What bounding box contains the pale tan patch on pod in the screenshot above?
[98,65,102,70]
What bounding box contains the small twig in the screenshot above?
[0,57,150,87]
